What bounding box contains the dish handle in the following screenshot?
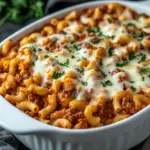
[0,96,52,134]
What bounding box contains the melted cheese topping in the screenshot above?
[19,13,150,102]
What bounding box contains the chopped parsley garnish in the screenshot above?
[92,38,101,44]
[95,68,106,78]
[107,18,112,23]
[99,59,103,66]
[67,44,81,53]
[74,44,81,51]
[108,47,114,56]
[130,80,135,83]
[67,47,74,53]
[71,40,75,44]
[62,31,67,35]
[35,56,38,61]
[87,27,114,39]
[129,52,146,63]
[137,13,145,19]
[104,35,115,39]
[87,27,101,33]
[71,55,75,58]
[138,53,146,63]
[140,67,150,75]
[130,86,136,92]
[38,48,42,52]
[101,80,112,87]
[77,56,86,61]
[44,55,49,58]
[116,61,129,67]
[142,76,145,81]
[76,68,84,74]
[57,59,69,67]
[52,71,64,79]
[81,81,87,86]
[132,31,146,41]
[71,91,76,99]
[29,45,37,52]
[129,51,136,60]
[125,22,136,28]
[32,61,35,66]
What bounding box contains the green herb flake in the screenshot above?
[71,40,75,44]
[38,48,42,52]
[52,71,64,79]
[77,56,86,61]
[130,86,136,92]
[104,35,115,39]
[142,76,145,81]
[62,31,67,35]
[132,31,147,41]
[74,44,81,51]
[138,53,146,63]
[140,67,150,75]
[99,59,103,66]
[29,45,36,52]
[129,51,136,60]
[108,47,114,56]
[96,68,107,78]
[107,18,112,23]
[130,81,135,84]
[137,13,145,19]
[71,91,76,99]
[35,56,38,61]
[76,68,84,74]
[32,61,35,66]
[81,81,88,86]
[101,80,112,87]
[92,38,101,44]
[116,61,129,67]
[67,47,74,53]
[57,59,69,67]
[87,27,100,33]
[44,55,49,58]
[125,22,136,28]
[67,44,81,52]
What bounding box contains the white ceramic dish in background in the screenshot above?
[0,1,150,150]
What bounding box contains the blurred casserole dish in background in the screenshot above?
[0,1,150,150]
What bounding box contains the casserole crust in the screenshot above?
[1,2,150,129]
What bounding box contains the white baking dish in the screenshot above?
[0,1,150,150]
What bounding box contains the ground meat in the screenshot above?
[74,119,89,129]
[112,68,121,75]
[7,88,17,95]
[27,93,45,109]
[98,99,115,124]
[25,111,36,117]
[119,73,129,82]
[63,109,85,124]
[121,97,136,114]
[122,83,128,90]
[15,74,23,84]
